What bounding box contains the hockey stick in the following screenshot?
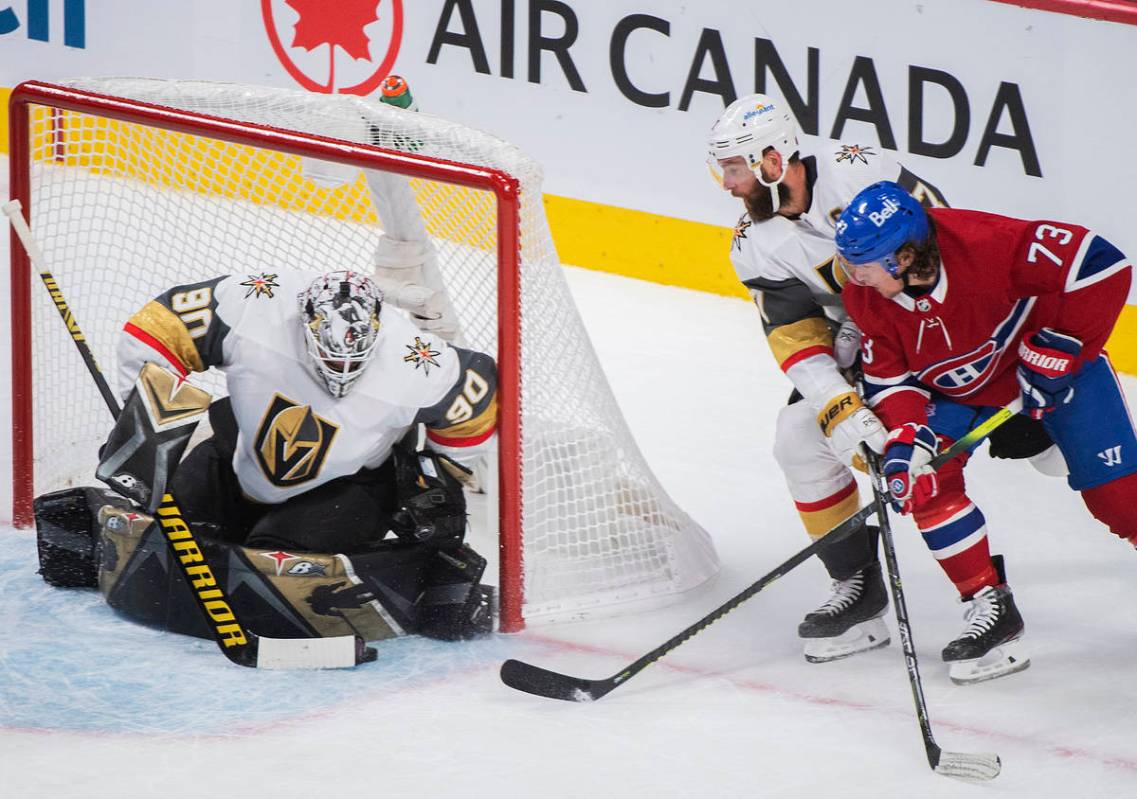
[928,397,1023,471]
[5,199,375,669]
[865,449,1001,782]
[501,396,1027,703]
[500,502,875,701]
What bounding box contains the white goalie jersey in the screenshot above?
[116,269,497,505]
[730,143,947,406]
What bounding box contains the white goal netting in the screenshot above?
[12,77,719,627]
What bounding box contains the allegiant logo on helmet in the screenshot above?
[743,104,775,120]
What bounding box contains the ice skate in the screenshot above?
[799,562,890,663]
[942,583,1029,685]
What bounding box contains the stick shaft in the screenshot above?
[3,199,122,418]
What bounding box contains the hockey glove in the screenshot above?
[1017,328,1082,420]
[817,390,887,469]
[391,446,469,546]
[883,422,939,514]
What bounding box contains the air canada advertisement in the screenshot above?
[1,0,1135,297]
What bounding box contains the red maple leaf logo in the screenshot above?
[286,0,380,61]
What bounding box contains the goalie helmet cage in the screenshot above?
[8,78,720,632]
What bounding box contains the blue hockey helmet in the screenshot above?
[835,181,929,277]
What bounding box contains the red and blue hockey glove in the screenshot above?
[1017,328,1082,420]
[883,422,939,514]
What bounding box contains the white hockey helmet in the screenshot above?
[298,270,383,397]
[707,94,800,210]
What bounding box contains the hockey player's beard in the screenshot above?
[744,181,794,222]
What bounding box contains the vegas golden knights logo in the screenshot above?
[254,394,339,487]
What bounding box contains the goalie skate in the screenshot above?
[799,563,890,663]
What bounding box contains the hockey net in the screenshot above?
[8,78,719,630]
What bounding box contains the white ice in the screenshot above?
[2,163,1137,798]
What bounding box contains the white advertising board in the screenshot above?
[1,0,1135,301]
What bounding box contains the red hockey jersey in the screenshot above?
[843,208,1132,428]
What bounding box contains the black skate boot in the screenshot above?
[942,555,1029,685]
[799,525,890,663]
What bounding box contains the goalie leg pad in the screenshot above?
[34,487,132,588]
[416,544,494,640]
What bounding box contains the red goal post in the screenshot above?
[8,79,719,632]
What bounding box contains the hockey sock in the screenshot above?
[914,494,999,597]
[1082,472,1137,541]
[794,479,860,541]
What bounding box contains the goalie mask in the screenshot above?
[299,270,383,397]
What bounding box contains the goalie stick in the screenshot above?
[500,396,1024,706]
[4,199,375,670]
[865,448,1001,782]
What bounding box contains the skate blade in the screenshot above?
[948,638,1030,685]
[803,617,890,663]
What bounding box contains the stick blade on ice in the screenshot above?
[934,750,1001,782]
[499,659,607,702]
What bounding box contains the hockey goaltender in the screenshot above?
[33,269,499,649]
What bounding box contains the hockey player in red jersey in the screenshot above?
[835,180,1137,684]
[706,94,954,663]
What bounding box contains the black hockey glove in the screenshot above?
[390,445,468,546]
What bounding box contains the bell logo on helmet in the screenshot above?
[869,197,902,228]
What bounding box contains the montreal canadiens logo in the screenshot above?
[918,340,1002,397]
[262,0,404,95]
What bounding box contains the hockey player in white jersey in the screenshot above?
[706,94,953,662]
[114,268,496,570]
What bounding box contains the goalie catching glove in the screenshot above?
[390,444,469,545]
[817,390,887,468]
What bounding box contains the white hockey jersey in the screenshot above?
[729,143,946,405]
[117,269,496,504]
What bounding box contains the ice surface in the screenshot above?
[3,162,1137,797]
